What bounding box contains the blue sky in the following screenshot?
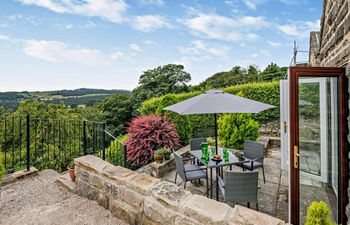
[0,0,322,91]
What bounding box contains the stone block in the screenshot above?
[180,194,233,225]
[174,215,201,225]
[1,167,38,186]
[103,165,136,185]
[143,196,176,224]
[75,178,99,201]
[104,181,119,198]
[126,173,160,195]
[141,216,162,225]
[120,186,144,210]
[150,181,191,210]
[110,199,140,225]
[90,173,104,189]
[228,205,285,225]
[55,173,76,192]
[77,167,90,183]
[75,155,111,175]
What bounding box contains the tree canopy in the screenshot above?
[132,64,191,109]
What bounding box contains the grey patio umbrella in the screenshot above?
[164,89,275,153]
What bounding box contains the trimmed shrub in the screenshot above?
[305,201,336,225]
[155,94,192,145]
[125,115,181,168]
[138,81,278,139]
[218,113,259,149]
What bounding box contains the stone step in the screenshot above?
[55,173,76,192]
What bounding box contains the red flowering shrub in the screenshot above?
[126,115,181,168]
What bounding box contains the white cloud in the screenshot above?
[267,41,283,47]
[132,15,171,32]
[129,43,142,52]
[277,20,320,39]
[242,0,267,10]
[139,0,164,6]
[0,35,10,41]
[144,40,158,45]
[23,39,113,65]
[18,0,128,24]
[110,51,125,60]
[179,40,231,58]
[182,13,268,41]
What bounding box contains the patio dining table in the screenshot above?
[190,148,249,201]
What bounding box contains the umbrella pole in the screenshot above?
[214,113,218,154]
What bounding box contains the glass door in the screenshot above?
[289,67,348,225]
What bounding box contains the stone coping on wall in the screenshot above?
[0,167,38,187]
[74,155,286,225]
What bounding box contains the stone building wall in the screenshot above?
[311,0,350,68]
[73,155,285,225]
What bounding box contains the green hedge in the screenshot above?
[138,81,280,139]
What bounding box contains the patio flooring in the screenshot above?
[160,146,289,222]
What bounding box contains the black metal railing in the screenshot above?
[0,115,127,174]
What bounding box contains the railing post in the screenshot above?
[26,114,30,171]
[102,123,106,160]
[124,144,127,168]
[83,120,87,155]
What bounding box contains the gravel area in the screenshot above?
[0,169,128,225]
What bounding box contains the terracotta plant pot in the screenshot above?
[164,153,171,160]
[154,154,164,164]
[67,166,76,182]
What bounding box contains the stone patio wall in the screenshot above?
[74,155,285,225]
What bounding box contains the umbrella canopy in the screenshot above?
[164,89,274,115]
[164,89,275,153]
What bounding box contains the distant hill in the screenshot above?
[0,88,131,110]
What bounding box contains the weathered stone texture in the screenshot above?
[74,155,285,225]
[312,0,350,68]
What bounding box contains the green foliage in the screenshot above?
[132,64,191,109]
[195,63,286,90]
[0,152,5,181]
[154,148,172,155]
[98,93,133,136]
[105,134,128,166]
[155,94,192,145]
[138,81,279,139]
[305,201,337,225]
[218,114,259,149]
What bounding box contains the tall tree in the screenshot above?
[132,64,191,109]
[98,93,133,136]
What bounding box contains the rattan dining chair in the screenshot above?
[174,152,208,196]
[237,140,266,183]
[217,171,259,210]
[189,138,207,165]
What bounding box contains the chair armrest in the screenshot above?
[217,175,225,188]
[182,156,194,162]
[250,156,264,162]
[185,167,207,173]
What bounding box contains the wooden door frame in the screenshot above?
[289,67,349,225]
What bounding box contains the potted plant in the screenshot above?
[161,148,172,160]
[67,160,76,182]
[154,148,173,163]
[154,150,164,164]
